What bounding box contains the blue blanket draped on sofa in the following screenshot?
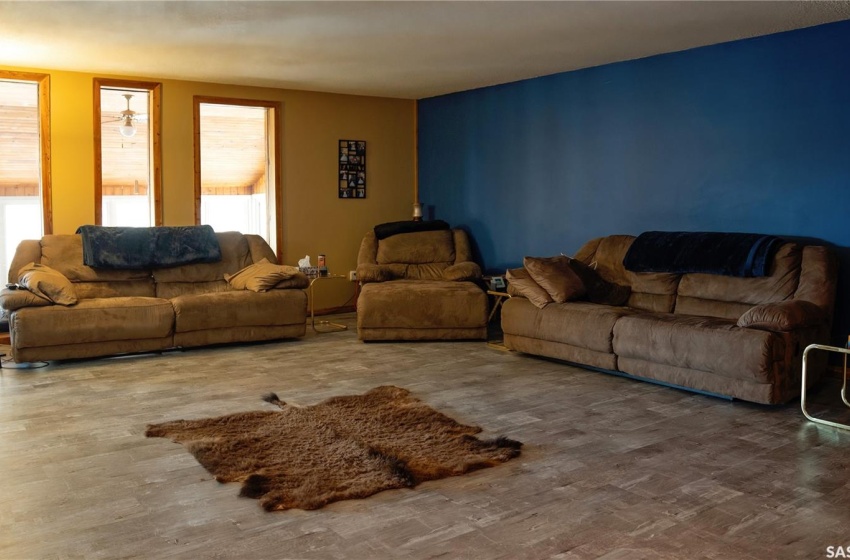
[623,231,784,277]
[76,225,222,269]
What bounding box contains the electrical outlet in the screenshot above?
[349,270,357,281]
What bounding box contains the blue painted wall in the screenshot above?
[418,20,850,342]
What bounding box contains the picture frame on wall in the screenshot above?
[339,139,366,198]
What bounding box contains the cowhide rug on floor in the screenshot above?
[145,385,522,511]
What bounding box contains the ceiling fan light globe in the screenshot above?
[119,117,136,138]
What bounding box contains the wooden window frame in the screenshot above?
[93,78,162,226]
[0,70,53,234]
[193,96,283,260]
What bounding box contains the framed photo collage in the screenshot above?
[339,139,366,198]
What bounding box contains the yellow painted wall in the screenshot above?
[1,65,416,310]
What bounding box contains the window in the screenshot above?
[194,97,282,256]
[0,71,51,281]
[94,79,162,227]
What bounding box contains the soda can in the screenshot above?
[318,254,326,268]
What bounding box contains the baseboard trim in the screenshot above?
[313,305,356,316]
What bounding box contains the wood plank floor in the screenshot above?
[1,313,850,559]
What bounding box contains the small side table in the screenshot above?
[801,343,850,430]
[308,275,349,333]
[487,290,510,323]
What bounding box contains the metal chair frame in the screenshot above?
[801,343,850,430]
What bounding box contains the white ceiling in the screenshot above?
[1,1,849,100]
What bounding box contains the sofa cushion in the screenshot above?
[73,280,157,300]
[501,297,635,354]
[155,280,231,299]
[357,280,486,330]
[10,297,173,349]
[505,267,552,309]
[17,263,78,305]
[575,235,680,313]
[171,290,307,332]
[613,313,783,384]
[224,258,301,292]
[442,262,481,282]
[376,230,455,265]
[675,243,802,318]
[153,232,252,283]
[523,256,586,303]
[406,263,450,280]
[40,235,150,282]
[566,259,631,306]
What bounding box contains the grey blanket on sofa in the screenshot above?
[623,231,784,277]
[76,225,222,269]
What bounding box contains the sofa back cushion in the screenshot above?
[36,235,156,299]
[675,242,802,320]
[12,232,279,301]
[40,235,150,283]
[574,235,680,313]
[376,230,455,265]
[152,232,251,299]
[358,229,465,281]
[576,235,821,322]
[356,228,477,282]
[152,232,250,283]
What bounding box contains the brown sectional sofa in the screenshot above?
[502,235,837,404]
[1,232,308,362]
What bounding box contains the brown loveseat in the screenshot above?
[501,234,837,404]
[0,231,308,363]
[356,224,488,341]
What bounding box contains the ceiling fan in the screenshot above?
[103,93,148,138]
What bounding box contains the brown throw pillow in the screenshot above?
[225,258,301,292]
[505,267,553,308]
[523,255,586,303]
[17,262,78,306]
[566,258,631,306]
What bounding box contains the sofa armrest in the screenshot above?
[0,288,52,312]
[442,261,481,281]
[737,300,826,332]
[356,264,395,283]
[272,272,310,290]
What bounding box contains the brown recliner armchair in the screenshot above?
[356,223,488,341]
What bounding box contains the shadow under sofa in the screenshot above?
[501,234,837,405]
[0,231,308,363]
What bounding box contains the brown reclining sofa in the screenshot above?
[502,233,837,404]
[0,229,308,362]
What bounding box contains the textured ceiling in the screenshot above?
[1,1,849,99]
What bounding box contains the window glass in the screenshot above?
[0,77,45,280]
[94,79,161,227]
[197,101,279,253]
[99,88,153,226]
